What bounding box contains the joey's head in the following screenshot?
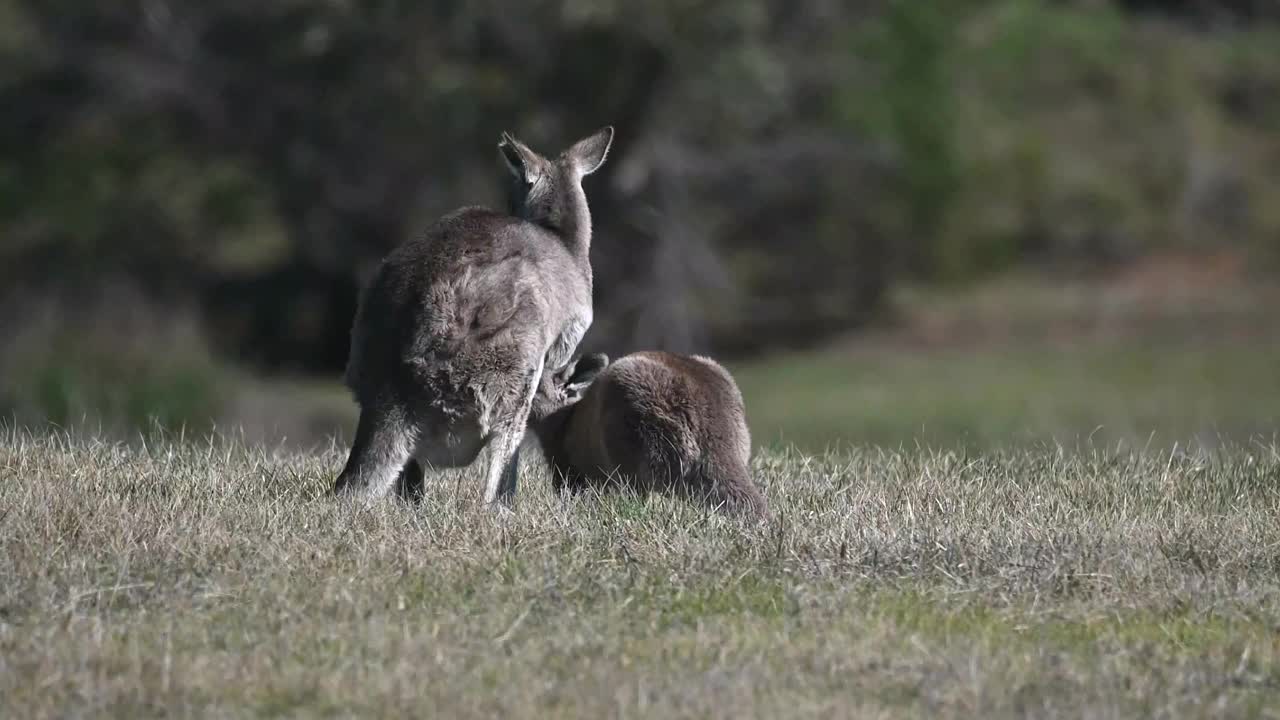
[529,352,609,427]
[498,127,614,233]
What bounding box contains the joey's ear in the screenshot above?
[563,352,608,398]
[498,132,543,184]
[565,126,614,176]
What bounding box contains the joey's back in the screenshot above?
[541,351,766,518]
[566,352,748,473]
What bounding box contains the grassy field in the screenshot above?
[3,432,1280,717]
[3,266,1278,716]
[732,337,1280,453]
[226,330,1280,458]
[217,262,1280,453]
[733,267,1280,453]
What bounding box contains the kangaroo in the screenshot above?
[333,126,614,506]
[527,351,770,519]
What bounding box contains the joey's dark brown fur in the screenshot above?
[334,127,613,506]
[529,351,770,519]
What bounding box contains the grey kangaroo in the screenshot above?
[334,127,614,506]
[527,351,770,519]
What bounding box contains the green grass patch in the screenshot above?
[732,338,1280,452]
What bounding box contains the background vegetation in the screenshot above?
[2,0,1278,446]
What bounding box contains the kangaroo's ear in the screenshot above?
[565,126,614,176]
[563,352,608,398]
[499,132,543,185]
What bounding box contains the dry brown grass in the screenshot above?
[2,430,1279,718]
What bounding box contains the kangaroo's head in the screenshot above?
[499,127,614,238]
[529,352,609,425]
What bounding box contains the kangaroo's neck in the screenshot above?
[509,173,592,266]
[552,180,592,263]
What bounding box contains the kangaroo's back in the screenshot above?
[344,207,587,400]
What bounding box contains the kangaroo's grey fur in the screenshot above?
[333,126,614,506]
[528,351,770,519]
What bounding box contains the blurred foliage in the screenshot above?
[0,289,226,433]
[0,0,1278,392]
[835,0,1280,282]
[20,356,219,434]
[841,1,961,279]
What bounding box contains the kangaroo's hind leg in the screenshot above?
[333,401,418,502]
[482,356,545,507]
[395,459,425,503]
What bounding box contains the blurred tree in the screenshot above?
[0,0,890,368]
[1,0,1276,383]
[1116,0,1280,23]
